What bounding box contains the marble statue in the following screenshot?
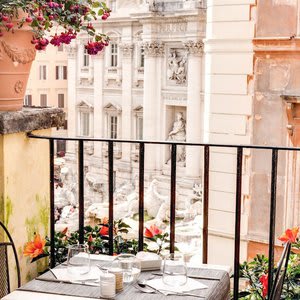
[175,59,187,84]
[85,182,139,222]
[144,179,169,219]
[167,50,187,84]
[168,112,186,163]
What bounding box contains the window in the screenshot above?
[56,66,67,80]
[39,65,47,80]
[40,94,47,106]
[83,48,89,67]
[24,94,32,106]
[111,43,118,67]
[80,112,90,136]
[136,116,143,140]
[58,94,64,108]
[140,48,145,68]
[109,115,118,139]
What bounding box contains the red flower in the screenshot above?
[259,273,268,298]
[278,227,299,243]
[144,225,162,238]
[23,234,46,259]
[61,227,68,235]
[99,225,109,236]
[88,234,93,243]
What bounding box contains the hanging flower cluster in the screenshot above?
[0,0,110,54]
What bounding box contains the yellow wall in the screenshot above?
[0,129,51,289]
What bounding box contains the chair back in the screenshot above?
[269,241,292,300]
[0,221,21,298]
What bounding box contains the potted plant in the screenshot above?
[0,0,110,111]
[238,227,300,299]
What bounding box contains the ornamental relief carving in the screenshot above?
[142,41,164,57]
[167,49,187,85]
[0,41,36,64]
[120,43,134,58]
[158,20,187,33]
[14,80,24,94]
[184,40,204,56]
[66,44,77,58]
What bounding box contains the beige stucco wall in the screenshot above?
[0,129,50,289]
[26,44,68,115]
[249,0,300,245]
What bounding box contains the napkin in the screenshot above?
[147,278,208,295]
[136,251,162,271]
[51,265,101,282]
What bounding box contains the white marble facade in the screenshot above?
[67,0,205,200]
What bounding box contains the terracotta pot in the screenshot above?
[0,12,36,111]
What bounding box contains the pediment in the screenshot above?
[133,105,143,112]
[104,102,122,113]
[77,100,93,108]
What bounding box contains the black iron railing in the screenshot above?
[28,133,298,299]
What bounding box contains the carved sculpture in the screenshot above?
[167,50,187,84]
[144,179,169,221]
[142,41,164,57]
[168,112,186,163]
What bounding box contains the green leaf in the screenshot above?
[92,2,101,8]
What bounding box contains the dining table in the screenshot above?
[2,256,231,300]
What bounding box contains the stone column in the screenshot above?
[184,41,204,178]
[66,44,77,154]
[143,41,164,171]
[93,52,104,158]
[120,43,134,162]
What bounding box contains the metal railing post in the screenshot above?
[108,141,114,255]
[233,147,243,299]
[138,143,145,252]
[170,144,177,254]
[49,139,55,268]
[202,145,210,264]
[78,140,84,244]
[268,149,279,298]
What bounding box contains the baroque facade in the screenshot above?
[67,1,205,208]
[65,0,300,267]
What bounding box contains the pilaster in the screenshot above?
[204,0,255,267]
[66,43,78,154]
[120,43,134,163]
[92,52,105,158]
[184,40,204,178]
[142,41,164,170]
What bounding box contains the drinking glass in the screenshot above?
[162,253,187,286]
[67,244,90,277]
[112,254,141,283]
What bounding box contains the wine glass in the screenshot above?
[162,253,187,286]
[67,244,90,278]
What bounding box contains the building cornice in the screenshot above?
[254,37,300,53]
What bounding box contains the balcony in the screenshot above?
[0,108,299,300]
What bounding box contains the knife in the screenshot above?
[35,277,99,286]
[151,272,220,281]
